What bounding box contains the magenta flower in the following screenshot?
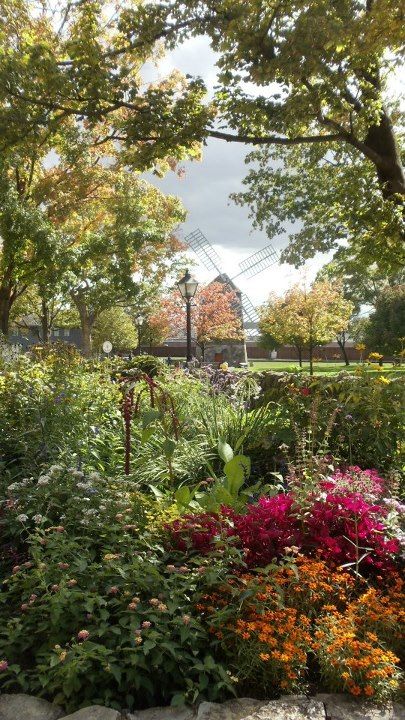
[0,660,8,672]
[77,630,89,641]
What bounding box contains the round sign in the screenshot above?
[102,340,113,354]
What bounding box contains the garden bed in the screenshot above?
[0,350,403,713]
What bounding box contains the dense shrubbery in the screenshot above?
[0,349,403,710]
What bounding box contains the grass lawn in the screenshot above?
[245,360,405,376]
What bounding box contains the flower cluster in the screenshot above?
[314,613,401,701]
[321,466,386,500]
[166,490,399,573]
[198,558,403,701]
[307,493,399,571]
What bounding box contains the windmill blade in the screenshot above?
[241,293,259,324]
[237,243,279,279]
[184,228,222,274]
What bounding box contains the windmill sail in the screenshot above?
[241,293,259,324]
[184,228,222,273]
[237,243,279,279]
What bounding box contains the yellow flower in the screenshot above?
[376,376,390,385]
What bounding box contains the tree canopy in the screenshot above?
[162,281,245,358]
[363,285,405,357]
[260,281,353,373]
[121,0,404,268]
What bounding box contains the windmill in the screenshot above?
[184,228,279,329]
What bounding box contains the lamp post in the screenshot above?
[136,314,144,355]
[177,270,198,363]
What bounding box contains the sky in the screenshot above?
[146,36,329,307]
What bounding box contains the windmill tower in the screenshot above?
[184,229,279,364]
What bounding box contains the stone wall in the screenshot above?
[0,694,403,720]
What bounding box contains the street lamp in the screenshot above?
[136,314,144,355]
[177,269,198,363]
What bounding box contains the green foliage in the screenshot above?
[93,309,137,353]
[233,143,405,273]
[115,354,166,379]
[128,0,404,270]
[0,351,122,478]
[258,369,405,472]
[364,285,405,356]
[0,467,233,710]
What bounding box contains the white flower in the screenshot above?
[88,472,101,482]
[33,514,43,524]
[17,514,28,523]
[77,482,92,490]
[7,483,20,492]
[70,469,84,479]
[48,465,63,477]
[37,476,50,486]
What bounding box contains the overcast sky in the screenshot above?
[146,36,329,307]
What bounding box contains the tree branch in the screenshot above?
[208,130,342,145]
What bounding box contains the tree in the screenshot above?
[363,285,405,357]
[124,0,404,267]
[260,281,353,374]
[66,175,185,355]
[162,281,244,360]
[233,144,404,273]
[317,254,405,311]
[92,308,137,353]
[0,1,209,172]
[0,160,62,335]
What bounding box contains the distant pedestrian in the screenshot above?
[166,356,172,366]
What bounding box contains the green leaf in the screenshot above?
[218,438,234,463]
[162,438,176,459]
[141,426,155,443]
[224,454,251,496]
[175,486,191,508]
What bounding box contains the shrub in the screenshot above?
[0,466,233,710]
[258,371,405,471]
[0,355,122,478]
[198,558,403,701]
[307,493,400,573]
[114,355,166,379]
[166,490,400,574]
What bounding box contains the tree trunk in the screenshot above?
[295,346,302,367]
[0,287,12,336]
[71,292,95,357]
[337,335,350,366]
[364,111,405,201]
[80,312,93,357]
[40,298,50,343]
[309,345,314,376]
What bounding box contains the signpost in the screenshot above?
[102,340,113,355]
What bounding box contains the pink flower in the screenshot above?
[108,586,119,595]
[77,630,89,641]
[128,602,138,611]
[66,579,77,587]
[0,660,8,672]
[51,584,59,592]
[29,594,37,604]
[182,614,191,625]
[20,604,29,611]
[12,565,20,574]
[57,562,70,570]
[141,621,151,629]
